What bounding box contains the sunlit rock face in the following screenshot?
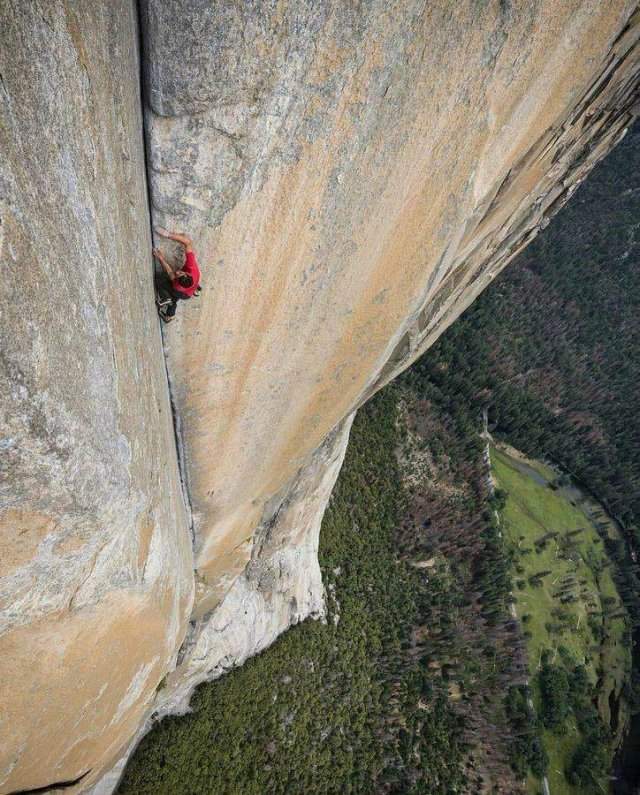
[0,4,192,793]
[1,0,639,792]
[142,0,640,631]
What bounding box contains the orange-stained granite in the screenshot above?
[152,0,640,614]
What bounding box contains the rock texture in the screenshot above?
[0,3,192,793]
[154,415,351,716]
[142,0,640,701]
[1,1,640,793]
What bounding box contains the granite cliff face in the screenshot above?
[1,1,639,792]
[0,4,193,793]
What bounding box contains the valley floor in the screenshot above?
[492,444,631,795]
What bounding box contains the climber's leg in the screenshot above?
[158,295,177,322]
[155,268,171,301]
[155,270,178,324]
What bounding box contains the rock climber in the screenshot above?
[153,228,202,323]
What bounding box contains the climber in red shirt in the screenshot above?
[153,228,202,322]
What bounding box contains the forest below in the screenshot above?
[419,122,640,537]
[401,119,640,792]
[119,124,640,793]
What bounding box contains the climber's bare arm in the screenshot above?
[155,227,193,252]
[153,247,176,279]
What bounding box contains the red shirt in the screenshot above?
[172,250,201,298]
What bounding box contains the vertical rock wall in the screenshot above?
[153,416,354,718]
[142,0,640,617]
[0,3,193,792]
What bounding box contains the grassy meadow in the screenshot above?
[492,444,630,795]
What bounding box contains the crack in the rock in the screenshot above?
[7,769,90,795]
[134,0,196,551]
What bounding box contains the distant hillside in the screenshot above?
[407,121,640,539]
[402,120,640,793]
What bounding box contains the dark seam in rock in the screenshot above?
[134,0,196,549]
[7,769,90,794]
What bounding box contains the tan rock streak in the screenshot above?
[143,0,640,610]
[0,591,167,793]
[0,2,192,792]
